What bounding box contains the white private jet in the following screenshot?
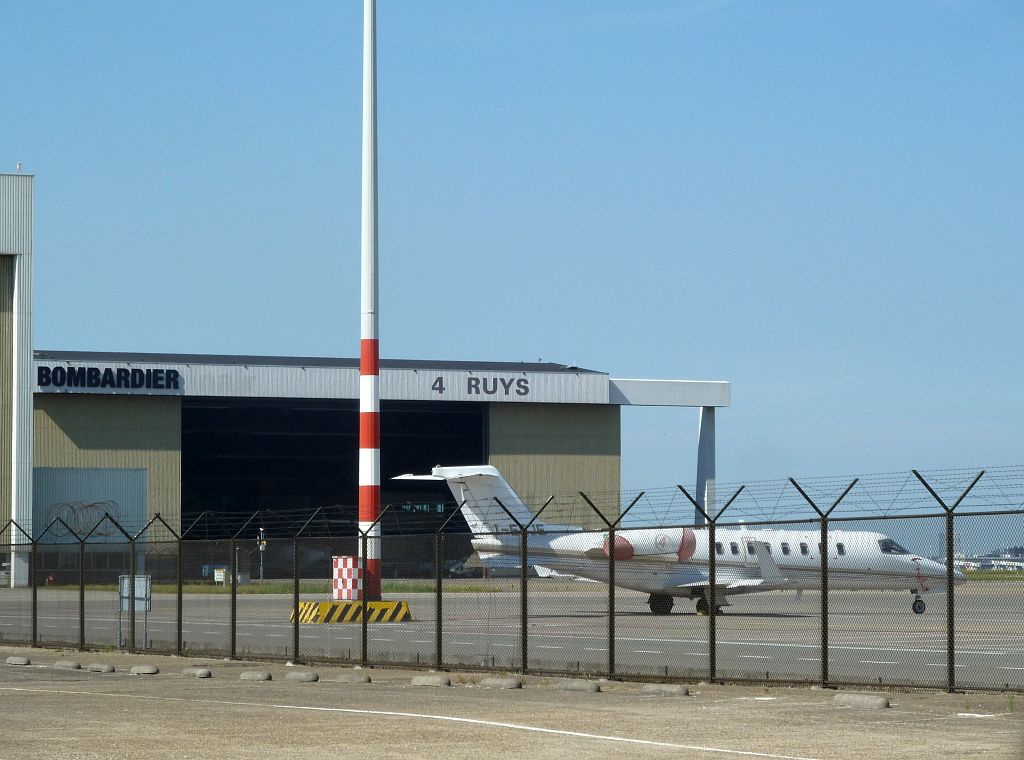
[397,465,963,616]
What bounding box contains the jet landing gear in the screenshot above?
[648,594,674,615]
[694,592,723,616]
[912,595,926,614]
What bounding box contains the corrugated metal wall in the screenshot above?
[33,395,182,531]
[488,403,620,529]
[0,256,12,525]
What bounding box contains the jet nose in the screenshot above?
[954,567,966,584]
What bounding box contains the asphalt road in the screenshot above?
[1,646,1022,760]
[1,582,1021,690]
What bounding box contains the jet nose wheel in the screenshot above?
[648,594,674,615]
[912,597,926,614]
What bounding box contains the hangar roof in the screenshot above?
[34,350,599,374]
[33,350,729,408]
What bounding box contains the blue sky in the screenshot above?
[3,1,1021,489]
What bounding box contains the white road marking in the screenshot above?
[997,667,1024,671]
[634,651,663,655]
[958,713,997,718]
[0,687,826,760]
[536,646,562,650]
[739,656,771,660]
[860,661,898,665]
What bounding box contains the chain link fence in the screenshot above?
[2,467,1023,691]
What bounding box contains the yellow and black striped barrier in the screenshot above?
[290,600,412,624]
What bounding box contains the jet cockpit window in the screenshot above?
[747,542,756,554]
[715,542,724,555]
[837,543,846,556]
[781,542,791,556]
[878,538,911,554]
[800,543,809,556]
[730,542,739,555]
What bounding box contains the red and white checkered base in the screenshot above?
[332,556,363,601]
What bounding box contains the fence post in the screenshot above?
[819,514,829,687]
[676,485,743,685]
[78,537,86,650]
[361,531,369,667]
[31,540,38,646]
[578,491,645,680]
[129,538,137,653]
[707,518,717,682]
[790,478,858,690]
[435,532,443,670]
[292,537,300,663]
[229,538,237,659]
[912,469,984,694]
[608,523,615,678]
[520,527,528,674]
[176,538,183,655]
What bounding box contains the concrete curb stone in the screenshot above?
[240,670,272,682]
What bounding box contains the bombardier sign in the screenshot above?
[37,365,183,394]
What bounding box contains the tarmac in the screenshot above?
[0,645,1021,759]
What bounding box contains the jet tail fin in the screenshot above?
[396,465,542,536]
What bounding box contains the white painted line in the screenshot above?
[958,713,996,718]
[0,687,826,760]
[536,646,562,650]
[997,667,1024,671]
[634,651,663,655]
[583,648,607,652]
[860,661,898,665]
[739,656,771,660]
[926,664,963,667]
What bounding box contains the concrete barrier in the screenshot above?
[833,692,890,709]
[480,677,522,690]
[558,680,601,693]
[285,672,319,683]
[411,675,451,687]
[182,667,212,678]
[54,660,81,670]
[641,684,689,696]
[130,665,160,675]
[86,663,115,673]
[240,670,272,682]
[5,656,30,666]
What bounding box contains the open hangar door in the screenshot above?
[180,397,486,535]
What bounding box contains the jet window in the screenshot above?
[715,542,724,556]
[765,544,772,554]
[800,543,809,556]
[747,542,756,554]
[730,542,739,555]
[781,542,791,556]
[878,538,910,555]
[837,543,846,556]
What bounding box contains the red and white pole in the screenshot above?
[359,0,381,600]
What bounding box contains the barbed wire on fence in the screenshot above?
[2,465,1024,543]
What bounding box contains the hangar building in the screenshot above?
[1,173,730,583]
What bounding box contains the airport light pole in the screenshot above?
[358,0,382,600]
